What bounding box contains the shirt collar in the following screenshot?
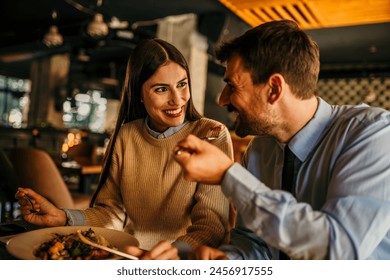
[145,116,188,139]
[288,97,333,162]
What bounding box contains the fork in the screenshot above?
[23,196,40,214]
[175,125,223,155]
[75,230,139,260]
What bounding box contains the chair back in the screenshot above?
[9,148,75,208]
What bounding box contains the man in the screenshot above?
[173,20,390,259]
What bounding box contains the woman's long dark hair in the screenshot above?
[90,38,202,206]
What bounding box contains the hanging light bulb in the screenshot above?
[43,10,63,47]
[43,25,64,47]
[87,13,109,38]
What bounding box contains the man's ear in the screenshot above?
[268,74,284,104]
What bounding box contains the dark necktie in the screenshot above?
[280,145,298,259]
[282,145,297,195]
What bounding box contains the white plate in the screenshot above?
[6,226,139,260]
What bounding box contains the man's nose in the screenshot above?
[218,86,229,106]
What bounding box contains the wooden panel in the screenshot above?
[295,1,323,27]
[284,3,310,28]
[241,9,263,26]
[313,0,390,26]
[263,6,284,20]
[219,0,390,29]
[252,7,273,22]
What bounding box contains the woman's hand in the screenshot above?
[15,187,67,227]
[124,240,180,260]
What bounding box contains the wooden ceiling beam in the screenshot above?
[219,0,390,29]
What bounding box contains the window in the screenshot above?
[0,75,31,128]
[62,89,107,133]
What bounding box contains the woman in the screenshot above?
[16,38,234,259]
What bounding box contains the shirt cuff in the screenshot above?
[172,240,192,260]
[62,208,87,226]
[222,163,266,209]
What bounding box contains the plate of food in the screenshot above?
[6,226,139,260]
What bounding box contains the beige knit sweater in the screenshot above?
[83,118,234,250]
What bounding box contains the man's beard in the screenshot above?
[235,110,272,138]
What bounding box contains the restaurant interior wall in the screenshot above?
[317,75,390,111]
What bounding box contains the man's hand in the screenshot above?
[190,245,229,260]
[173,135,234,185]
[124,240,180,260]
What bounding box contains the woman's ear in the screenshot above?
[268,74,285,104]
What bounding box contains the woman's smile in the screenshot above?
[164,106,183,117]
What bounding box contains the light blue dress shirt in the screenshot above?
[220,97,390,259]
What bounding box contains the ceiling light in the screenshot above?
[43,25,64,47]
[43,10,63,47]
[87,13,109,38]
